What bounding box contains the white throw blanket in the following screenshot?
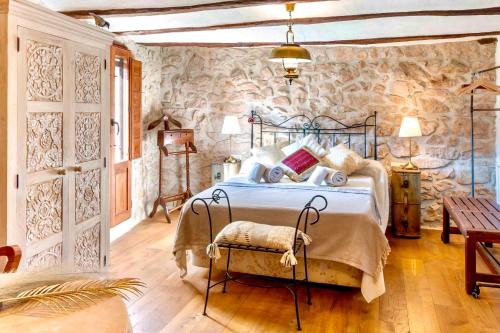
[263,165,284,183]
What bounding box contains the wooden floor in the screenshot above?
[109,213,500,333]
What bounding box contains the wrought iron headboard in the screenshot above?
[248,111,378,160]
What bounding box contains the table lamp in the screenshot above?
[221,115,241,162]
[398,116,422,170]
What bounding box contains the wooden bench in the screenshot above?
[442,196,500,298]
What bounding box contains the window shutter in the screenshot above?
[130,59,142,159]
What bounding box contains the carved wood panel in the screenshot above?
[75,52,101,104]
[26,112,63,172]
[75,112,101,163]
[74,222,100,272]
[75,168,101,224]
[19,28,109,273]
[26,243,63,272]
[26,39,63,102]
[26,178,63,244]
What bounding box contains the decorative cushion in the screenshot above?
[322,143,368,176]
[250,144,286,165]
[207,221,312,267]
[280,147,321,182]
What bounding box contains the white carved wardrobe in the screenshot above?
[0,0,114,271]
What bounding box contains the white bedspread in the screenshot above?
[173,160,390,302]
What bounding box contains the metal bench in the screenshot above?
[191,189,328,331]
[442,196,500,298]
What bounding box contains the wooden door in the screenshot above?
[17,27,108,272]
[69,40,108,272]
[110,45,132,227]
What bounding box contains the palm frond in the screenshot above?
[0,278,145,315]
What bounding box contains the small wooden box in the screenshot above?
[391,167,421,238]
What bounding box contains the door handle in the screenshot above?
[56,168,66,175]
[111,119,120,135]
[71,166,83,173]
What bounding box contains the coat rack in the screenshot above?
[458,65,500,197]
[147,114,197,223]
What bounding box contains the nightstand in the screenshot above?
[211,161,241,186]
[391,167,421,238]
[211,163,224,185]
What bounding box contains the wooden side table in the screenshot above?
[391,167,421,238]
[211,162,224,186]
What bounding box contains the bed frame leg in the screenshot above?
[222,248,231,293]
[203,258,213,315]
[304,246,311,305]
[292,265,301,331]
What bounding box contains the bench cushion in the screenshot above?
[207,221,311,267]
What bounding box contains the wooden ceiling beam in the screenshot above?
[61,0,326,19]
[139,31,500,47]
[116,7,500,35]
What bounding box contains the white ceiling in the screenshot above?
[130,16,500,44]
[40,0,230,11]
[35,0,500,45]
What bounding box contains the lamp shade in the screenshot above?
[221,116,242,135]
[399,116,422,138]
[269,44,312,63]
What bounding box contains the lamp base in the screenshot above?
[402,160,418,170]
[224,155,239,163]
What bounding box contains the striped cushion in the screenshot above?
[208,221,312,267]
[280,147,320,181]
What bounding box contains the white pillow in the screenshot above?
[301,134,327,157]
[322,143,368,176]
[251,144,285,165]
[239,156,258,175]
[281,141,301,156]
[281,134,327,158]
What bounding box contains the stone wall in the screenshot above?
[129,40,497,228]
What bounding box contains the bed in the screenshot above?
[173,112,390,303]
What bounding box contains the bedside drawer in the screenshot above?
[158,129,194,146]
[391,170,421,204]
[392,203,421,238]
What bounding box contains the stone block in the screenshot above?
[412,155,451,169]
